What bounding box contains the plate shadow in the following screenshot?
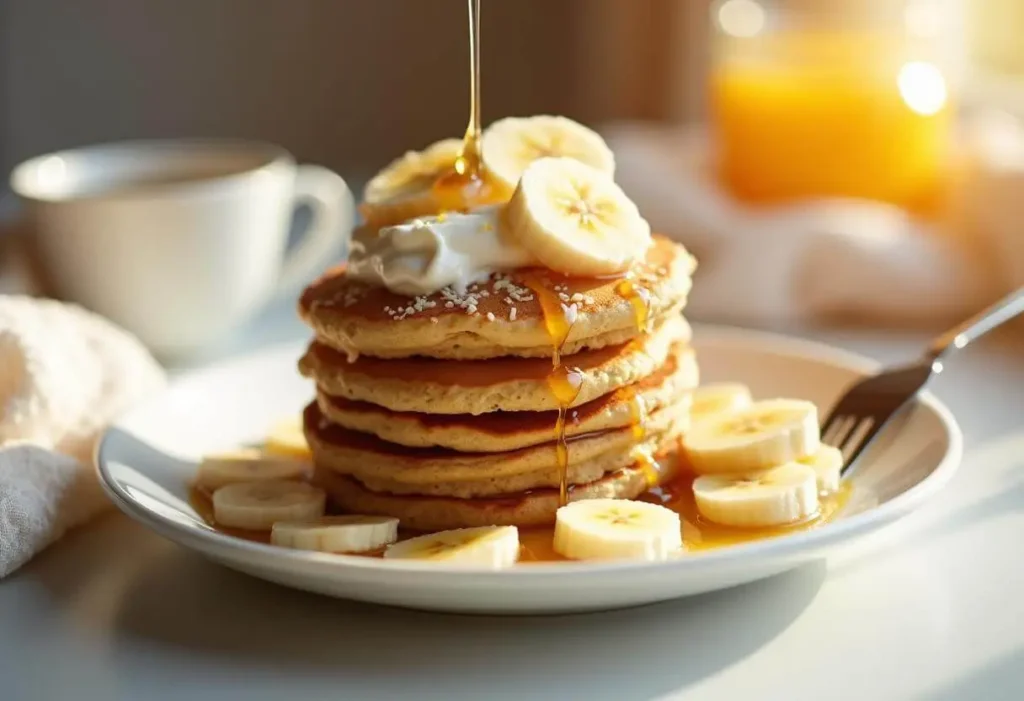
[109,547,826,700]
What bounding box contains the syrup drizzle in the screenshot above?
[616,273,657,486]
[629,396,662,489]
[615,275,653,334]
[521,269,655,507]
[456,0,483,179]
[432,0,500,211]
[628,390,648,443]
[521,272,582,506]
[550,365,583,505]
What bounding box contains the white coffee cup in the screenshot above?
[10,140,354,357]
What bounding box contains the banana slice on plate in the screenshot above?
[553,499,682,561]
[361,138,462,229]
[690,383,753,423]
[212,480,325,530]
[692,462,820,528]
[271,515,399,553]
[264,416,311,459]
[384,526,520,568]
[196,449,311,491]
[482,115,615,191]
[503,157,652,276]
[683,398,820,474]
[798,444,844,494]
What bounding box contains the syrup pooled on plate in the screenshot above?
[515,470,852,561]
[190,465,853,561]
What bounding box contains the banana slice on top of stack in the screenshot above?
[503,157,651,276]
[357,114,649,277]
[361,138,465,230]
[683,385,844,529]
[481,115,615,192]
[359,115,621,235]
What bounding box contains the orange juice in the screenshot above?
[711,31,953,213]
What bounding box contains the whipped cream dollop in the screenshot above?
[346,206,535,295]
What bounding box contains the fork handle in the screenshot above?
[928,287,1024,360]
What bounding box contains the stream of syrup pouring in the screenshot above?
[431,0,501,212]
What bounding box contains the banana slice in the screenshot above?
[264,416,311,459]
[503,157,652,276]
[692,462,820,528]
[383,526,519,568]
[361,138,462,229]
[798,444,844,494]
[691,383,753,423]
[271,515,399,553]
[553,499,682,561]
[196,449,311,491]
[212,480,325,531]
[481,115,616,191]
[683,398,820,475]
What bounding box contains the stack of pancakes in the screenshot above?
[298,235,698,531]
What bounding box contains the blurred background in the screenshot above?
[3,0,1024,355]
[0,0,702,178]
[2,0,1022,176]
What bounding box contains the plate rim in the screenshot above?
[96,324,963,581]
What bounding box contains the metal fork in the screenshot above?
[823,287,1024,476]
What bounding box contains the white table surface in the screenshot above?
[4,299,1024,701]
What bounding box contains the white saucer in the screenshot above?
[97,326,962,614]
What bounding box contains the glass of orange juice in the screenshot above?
[709,0,959,213]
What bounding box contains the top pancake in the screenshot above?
[299,235,694,360]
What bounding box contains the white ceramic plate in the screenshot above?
[97,326,962,615]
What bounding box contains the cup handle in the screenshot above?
[274,165,354,297]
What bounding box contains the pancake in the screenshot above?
[316,344,698,452]
[299,235,695,360]
[315,460,679,531]
[304,399,687,498]
[299,314,690,415]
